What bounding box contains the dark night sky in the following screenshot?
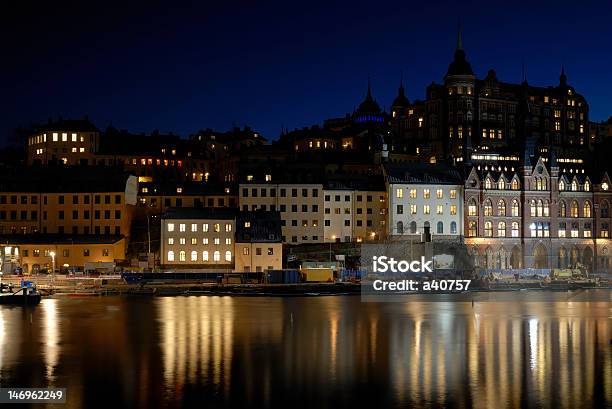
[2,0,612,145]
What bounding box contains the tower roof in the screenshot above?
[356,78,381,114]
[445,26,473,77]
[392,72,410,107]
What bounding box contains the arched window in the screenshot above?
[213,251,221,262]
[468,199,478,216]
[485,178,493,189]
[484,221,493,237]
[536,178,542,190]
[225,251,232,262]
[530,199,536,217]
[167,251,174,262]
[571,180,578,191]
[396,221,404,234]
[450,221,457,234]
[511,178,519,190]
[511,222,519,237]
[584,180,590,191]
[511,199,520,217]
[570,201,579,218]
[202,251,209,261]
[602,201,610,218]
[190,251,198,261]
[583,201,591,218]
[498,221,506,237]
[559,201,567,217]
[543,178,547,190]
[543,200,550,216]
[409,221,417,234]
[498,179,505,189]
[484,199,493,216]
[437,221,443,234]
[179,251,186,261]
[537,199,543,217]
[498,199,506,216]
[468,221,477,237]
[559,180,565,191]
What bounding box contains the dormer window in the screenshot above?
[584,181,590,191]
[498,179,505,189]
[559,180,565,191]
[571,180,578,191]
[602,182,609,191]
[485,178,493,189]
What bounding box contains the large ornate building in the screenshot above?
[464,154,611,273]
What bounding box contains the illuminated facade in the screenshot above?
[464,156,611,272]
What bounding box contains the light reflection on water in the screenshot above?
[0,295,609,408]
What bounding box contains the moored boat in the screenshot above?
[0,282,42,305]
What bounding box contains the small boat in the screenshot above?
[0,285,42,305]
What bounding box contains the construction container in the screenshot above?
[301,268,333,282]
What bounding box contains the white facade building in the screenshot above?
[385,164,464,238]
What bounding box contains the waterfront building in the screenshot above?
[464,155,611,273]
[0,167,137,239]
[234,211,283,272]
[160,207,237,270]
[238,173,387,244]
[385,163,464,238]
[0,234,126,274]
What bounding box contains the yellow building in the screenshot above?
[0,234,126,274]
[0,167,137,239]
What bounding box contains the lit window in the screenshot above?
[449,189,457,199]
[71,133,77,142]
[511,222,519,237]
[167,238,174,245]
[179,251,186,261]
[497,221,506,237]
[423,205,430,214]
[436,205,443,215]
[167,251,174,261]
[423,189,430,199]
[225,251,232,261]
[191,223,197,232]
[214,223,220,232]
[436,189,443,199]
[450,205,457,215]
[225,238,232,245]
[213,251,221,261]
[167,223,175,232]
[396,188,403,198]
[191,251,198,261]
[179,223,186,232]
[484,221,493,237]
[225,223,232,232]
[203,223,209,232]
[202,251,209,261]
[62,133,67,142]
[52,133,58,142]
[410,189,417,199]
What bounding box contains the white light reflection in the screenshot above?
[42,299,60,384]
[528,318,538,370]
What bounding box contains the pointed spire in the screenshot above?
[457,20,463,50]
[560,64,567,86]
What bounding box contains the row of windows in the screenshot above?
[396,204,458,215]
[483,178,520,190]
[395,188,458,199]
[138,197,232,207]
[0,225,121,235]
[396,221,458,235]
[0,209,121,221]
[28,132,90,145]
[167,250,231,262]
[280,219,379,228]
[22,248,109,257]
[0,194,122,205]
[167,222,232,233]
[168,237,232,245]
[242,188,319,198]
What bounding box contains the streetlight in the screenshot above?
[49,251,56,290]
